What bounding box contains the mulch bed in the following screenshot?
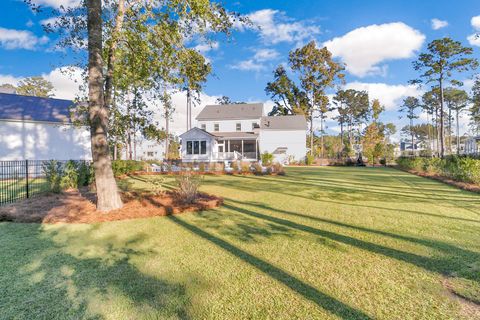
[395,166,480,193]
[0,189,223,224]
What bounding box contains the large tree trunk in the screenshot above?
[456,110,460,155]
[88,0,123,211]
[104,0,125,110]
[410,118,414,157]
[439,78,445,158]
[310,112,314,155]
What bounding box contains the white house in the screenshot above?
[179,103,307,163]
[0,92,91,160]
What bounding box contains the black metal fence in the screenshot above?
[0,160,88,206]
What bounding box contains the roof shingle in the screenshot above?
[196,103,264,120]
[0,93,74,123]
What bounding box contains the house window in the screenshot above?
[236,123,241,131]
[193,141,200,154]
[252,122,258,130]
[186,140,207,155]
[214,123,219,131]
[186,141,193,155]
[147,152,154,157]
[201,124,206,130]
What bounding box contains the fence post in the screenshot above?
[25,159,29,199]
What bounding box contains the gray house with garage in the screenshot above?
[179,103,307,163]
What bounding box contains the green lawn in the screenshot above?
[1,167,479,319]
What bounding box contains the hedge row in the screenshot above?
[396,156,480,185]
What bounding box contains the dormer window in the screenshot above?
[201,124,206,130]
[214,123,219,131]
[252,122,259,130]
[236,123,241,131]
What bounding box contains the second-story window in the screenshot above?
[252,122,258,130]
[201,124,206,130]
[214,123,219,131]
[236,123,241,131]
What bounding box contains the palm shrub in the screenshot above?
[252,163,263,175]
[175,172,202,204]
[261,152,274,166]
[77,161,93,187]
[272,163,285,175]
[305,154,315,165]
[42,160,64,193]
[240,161,250,174]
[61,160,79,189]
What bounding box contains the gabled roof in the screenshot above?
[179,127,215,139]
[260,115,307,130]
[0,92,74,123]
[196,103,264,120]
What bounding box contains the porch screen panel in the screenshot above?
[187,141,193,154]
[200,141,207,154]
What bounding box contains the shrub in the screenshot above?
[175,172,202,204]
[149,176,165,195]
[261,152,274,166]
[111,160,145,177]
[252,163,263,175]
[198,163,206,172]
[240,161,250,174]
[231,161,239,173]
[272,163,285,175]
[78,161,93,187]
[305,154,315,165]
[42,160,64,193]
[396,156,480,185]
[61,160,79,189]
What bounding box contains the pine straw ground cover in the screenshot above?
[0,167,479,319]
[0,186,222,224]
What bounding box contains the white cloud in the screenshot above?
[345,82,422,110]
[253,48,279,61]
[0,66,85,100]
[0,27,48,50]
[467,34,480,46]
[193,41,219,53]
[431,18,448,30]
[230,59,265,71]
[42,66,85,100]
[238,9,320,45]
[31,0,80,9]
[230,48,279,72]
[471,15,480,30]
[324,22,425,77]
[467,15,480,46]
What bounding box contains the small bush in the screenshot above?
[42,160,64,193]
[199,163,206,172]
[175,172,202,204]
[272,163,285,175]
[111,160,145,177]
[240,161,250,174]
[231,161,239,172]
[78,161,93,187]
[305,154,315,166]
[252,163,263,175]
[261,152,274,166]
[61,160,79,189]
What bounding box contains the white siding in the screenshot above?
[0,120,91,160]
[259,130,306,163]
[180,129,216,162]
[197,119,260,132]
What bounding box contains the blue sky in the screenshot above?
[1,0,480,135]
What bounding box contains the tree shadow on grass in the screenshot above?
[168,215,373,320]
[0,223,190,320]
[204,177,480,225]
[221,201,480,288]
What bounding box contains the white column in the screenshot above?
[241,140,244,157]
